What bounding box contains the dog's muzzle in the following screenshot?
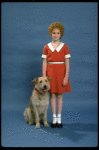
[42,85,48,92]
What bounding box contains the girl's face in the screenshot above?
[51,28,61,41]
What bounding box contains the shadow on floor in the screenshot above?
[42,122,98,142]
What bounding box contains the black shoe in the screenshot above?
[57,123,63,128]
[51,123,57,128]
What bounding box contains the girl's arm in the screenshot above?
[65,58,70,77]
[42,58,47,77]
[62,58,70,86]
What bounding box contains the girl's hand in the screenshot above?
[62,76,68,86]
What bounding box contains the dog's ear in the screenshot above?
[47,76,52,81]
[31,77,38,83]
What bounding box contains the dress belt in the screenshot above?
[48,62,64,64]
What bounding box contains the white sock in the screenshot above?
[52,114,57,124]
[57,114,61,124]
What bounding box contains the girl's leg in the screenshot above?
[57,94,63,124]
[57,94,63,114]
[50,93,57,124]
[50,93,57,114]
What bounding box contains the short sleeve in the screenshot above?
[41,45,47,59]
[64,45,71,59]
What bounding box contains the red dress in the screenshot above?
[42,42,71,94]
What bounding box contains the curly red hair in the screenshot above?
[48,22,64,39]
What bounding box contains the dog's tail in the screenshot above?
[24,107,33,125]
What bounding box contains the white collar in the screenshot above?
[48,42,64,52]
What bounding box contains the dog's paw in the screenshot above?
[44,123,49,127]
[29,122,33,125]
[35,123,40,129]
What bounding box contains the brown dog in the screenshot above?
[24,76,52,129]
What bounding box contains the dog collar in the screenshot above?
[34,88,43,95]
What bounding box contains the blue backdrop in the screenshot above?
[1,2,98,147]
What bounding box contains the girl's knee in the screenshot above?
[57,94,63,99]
[50,93,57,100]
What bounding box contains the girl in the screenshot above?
[41,22,71,128]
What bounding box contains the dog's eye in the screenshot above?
[45,80,48,82]
[40,80,42,83]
